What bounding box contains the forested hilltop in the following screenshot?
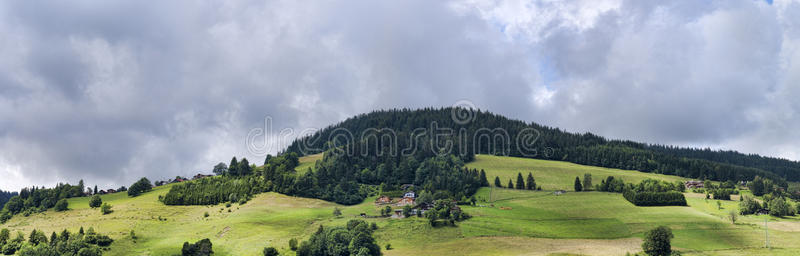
[286,107,797,185]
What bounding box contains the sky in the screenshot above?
[1,0,800,191]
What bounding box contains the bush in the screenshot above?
[101,203,113,215]
[182,238,213,256]
[263,246,279,256]
[333,207,342,217]
[642,226,673,256]
[89,195,102,208]
[289,238,298,251]
[54,199,69,212]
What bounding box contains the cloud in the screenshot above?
[0,0,799,191]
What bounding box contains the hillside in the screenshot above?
[286,108,797,183]
[3,154,799,255]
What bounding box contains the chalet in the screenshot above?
[375,196,391,204]
[396,197,415,207]
[193,174,212,180]
[396,191,416,206]
[106,189,117,194]
[171,178,188,183]
[685,180,704,189]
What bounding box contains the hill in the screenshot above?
[286,108,797,183]
[2,154,799,255]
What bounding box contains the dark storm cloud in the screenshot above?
[1,0,799,191]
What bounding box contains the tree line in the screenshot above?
[164,150,484,206]
[0,181,85,223]
[0,227,112,255]
[0,190,17,210]
[297,219,381,256]
[285,108,797,183]
[596,177,687,206]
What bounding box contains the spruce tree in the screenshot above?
[574,177,583,192]
[229,157,239,176]
[480,169,489,187]
[507,179,514,189]
[494,176,502,187]
[515,173,525,189]
[526,172,535,190]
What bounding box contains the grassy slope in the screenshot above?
[2,154,799,255]
[466,154,685,190]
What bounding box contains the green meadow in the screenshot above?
[2,154,799,255]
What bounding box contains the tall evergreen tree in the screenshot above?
[494,176,502,187]
[507,179,514,189]
[239,158,251,176]
[479,169,489,187]
[515,173,525,189]
[228,157,239,176]
[526,172,535,190]
[574,177,583,192]
[93,185,98,195]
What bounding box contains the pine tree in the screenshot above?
[494,176,502,187]
[239,158,252,176]
[515,173,525,189]
[574,177,583,192]
[229,157,239,176]
[480,169,489,187]
[526,172,535,190]
[94,185,98,195]
[507,179,514,189]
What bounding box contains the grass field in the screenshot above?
[466,154,685,190]
[2,154,799,255]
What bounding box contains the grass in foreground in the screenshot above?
[3,155,800,255]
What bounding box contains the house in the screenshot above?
[396,197,415,207]
[554,190,566,195]
[685,180,704,189]
[106,189,117,194]
[375,196,391,204]
[98,190,107,195]
[396,191,416,206]
[193,174,212,180]
[172,178,188,183]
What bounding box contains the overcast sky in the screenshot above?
[1,0,799,191]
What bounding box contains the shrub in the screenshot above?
[54,199,69,212]
[263,246,279,256]
[89,195,102,208]
[101,203,113,215]
[333,207,342,217]
[385,244,392,250]
[288,238,298,251]
[204,212,209,218]
[182,238,213,256]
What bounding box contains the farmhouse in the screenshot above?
[396,191,416,206]
[193,174,212,180]
[685,180,704,189]
[375,196,391,204]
